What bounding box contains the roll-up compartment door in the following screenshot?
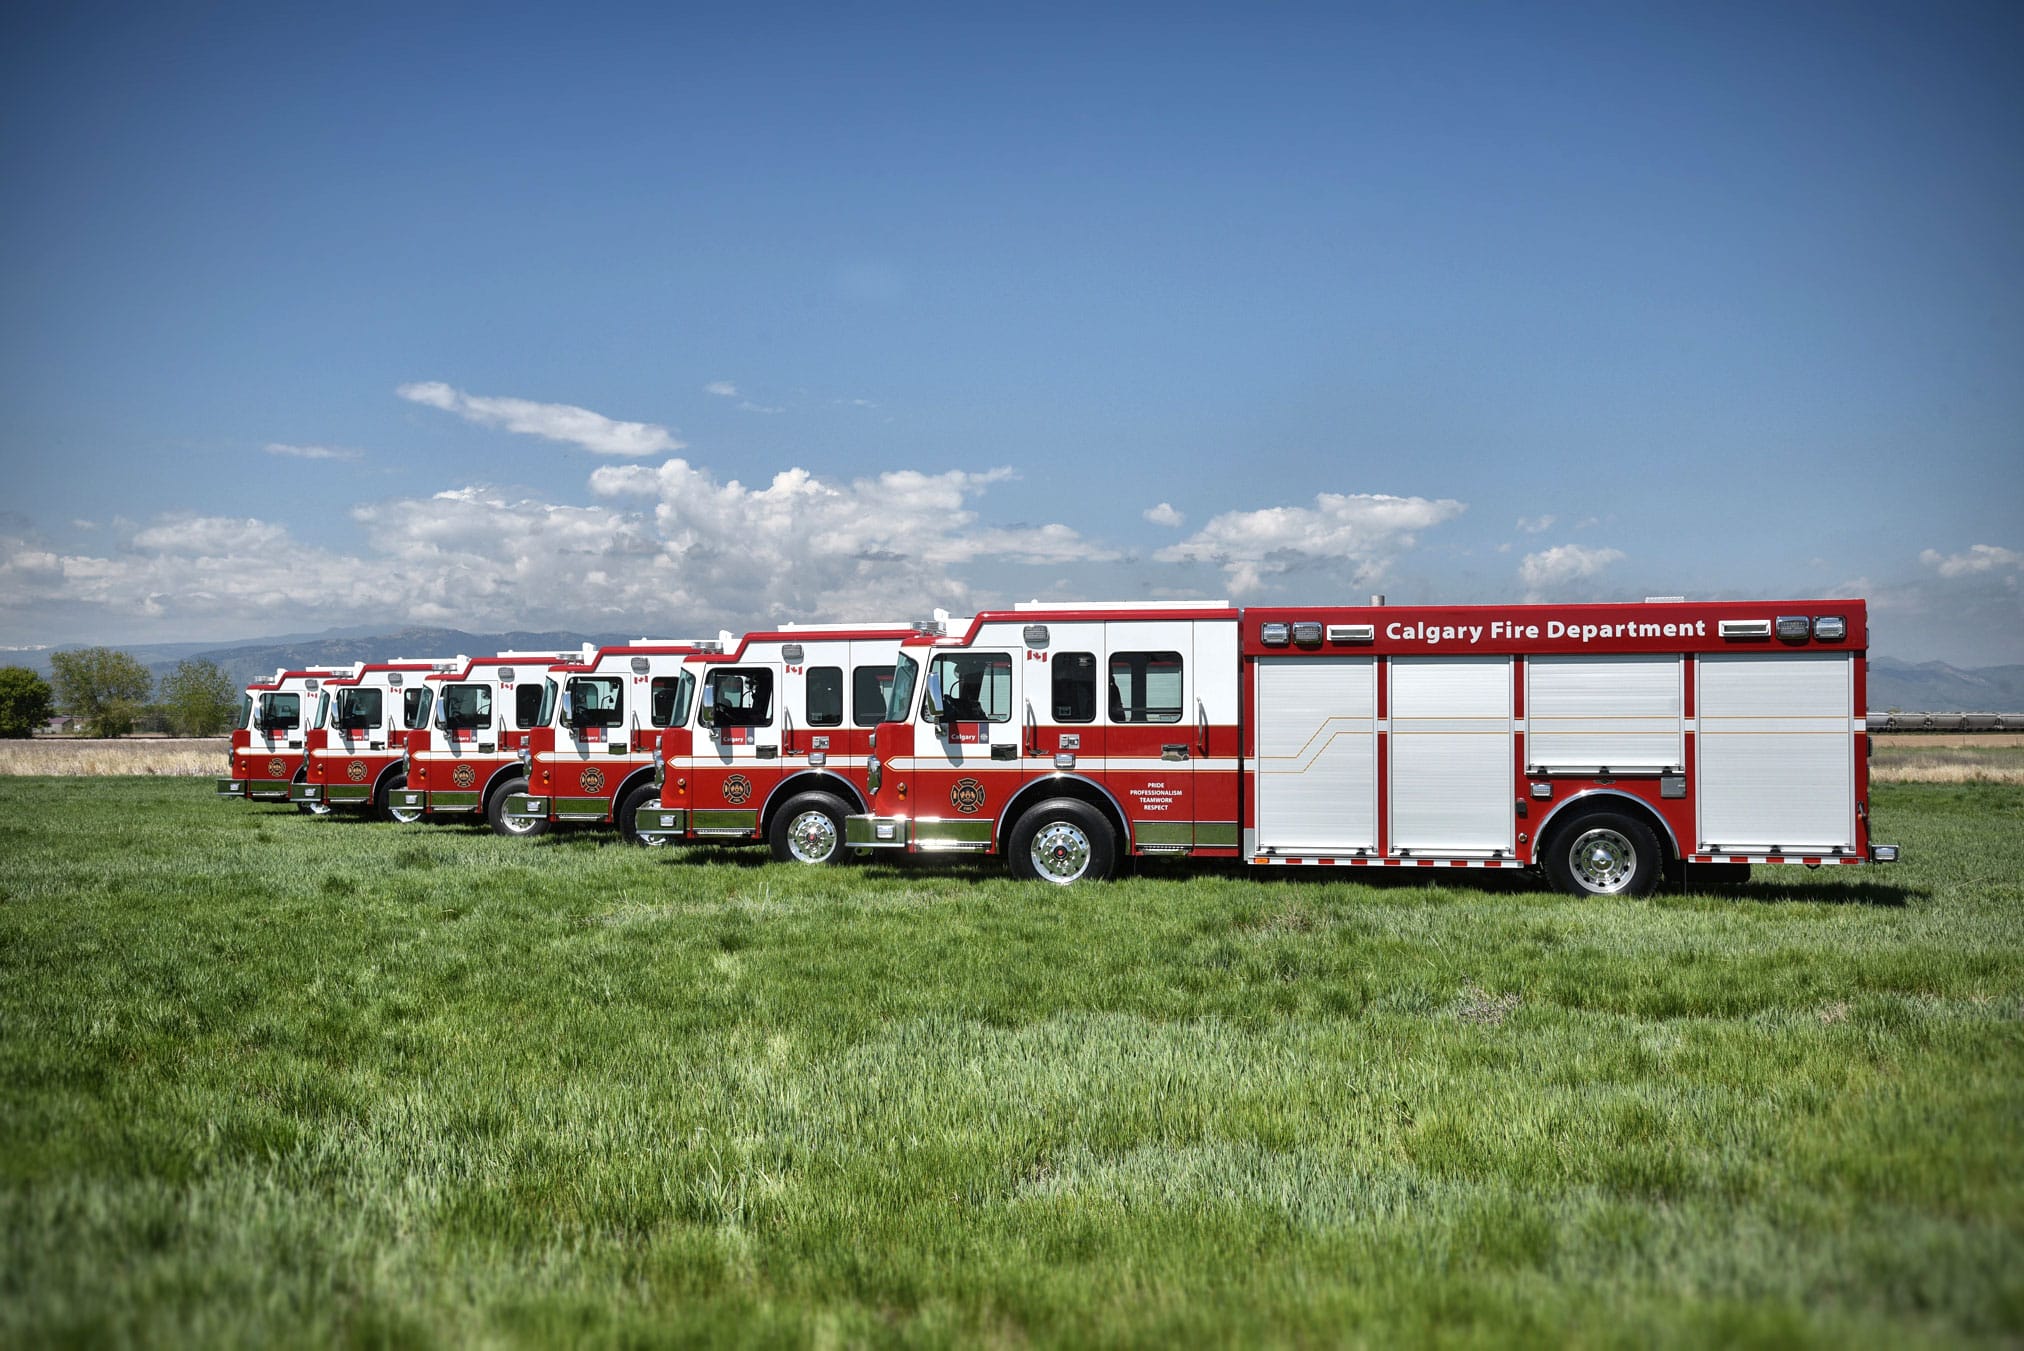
[1698,653,1854,852]
[1254,657,1375,852]
[1391,656,1513,854]
[1528,655,1683,772]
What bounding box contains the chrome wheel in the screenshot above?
[1030,821,1092,884]
[1568,827,1637,894]
[498,808,544,836]
[389,800,424,825]
[301,799,334,817]
[784,809,840,864]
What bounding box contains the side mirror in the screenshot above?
[922,671,947,726]
[558,688,576,729]
[251,705,266,731]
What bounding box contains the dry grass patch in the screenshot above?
[0,738,227,777]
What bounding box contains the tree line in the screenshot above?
[0,650,240,739]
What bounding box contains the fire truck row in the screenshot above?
[218,598,1897,897]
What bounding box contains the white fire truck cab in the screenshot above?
[846,599,1896,896]
[387,650,584,827]
[216,665,352,807]
[292,658,464,820]
[499,639,709,841]
[633,621,928,862]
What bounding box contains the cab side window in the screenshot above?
[705,668,773,727]
[1052,652,1098,723]
[650,673,694,728]
[852,665,895,726]
[806,667,844,727]
[404,688,433,730]
[515,683,546,729]
[928,652,1012,723]
[1108,651,1184,724]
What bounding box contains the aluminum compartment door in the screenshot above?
[1254,657,1376,852]
[1390,656,1513,854]
[1528,655,1683,772]
[1698,653,1854,852]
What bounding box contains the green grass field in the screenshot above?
[3,780,2020,1348]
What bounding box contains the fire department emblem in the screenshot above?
[267,757,287,779]
[347,761,368,782]
[581,767,606,794]
[951,777,987,815]
[722,774,752,805]
[451,764,476,789]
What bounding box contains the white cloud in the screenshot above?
[264,442,362,461]
[1516,514,1554,534]
[0,457,1119,642]
[1920,544,2023,578]
[1156,492,1465,594]
[1143,502,1185,528]
[1518,543,1626,601]
[398,382,683,457]
[703,381,739,398]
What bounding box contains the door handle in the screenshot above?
[1162,744,1190,762]
[991,744,1017,761]
[756,746,779,759]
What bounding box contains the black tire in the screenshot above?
[376,771,424,824]
[617,781,668,848]
[294,767,332,817]
[1006,798,1116,885]
[1544,810,1662,898]
[768,792,854,865]
[487,776,550,838]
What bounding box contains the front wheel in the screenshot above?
[769,792,853,865]
[1007,799,1116,885]
[487,776,550,838]
[1544,811,1661,898]
[293,769,333,817]
[617,782,667,847]
[377,772,424,824]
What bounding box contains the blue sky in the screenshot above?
[2,2,2019,663]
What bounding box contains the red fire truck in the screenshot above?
[499,639,709,840]
[632,622,925,862]
[389,649,585,828]
[845,599,1897,896]
[291,658,464,820]
[216,665,352,808]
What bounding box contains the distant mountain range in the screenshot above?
[1867,658,2024,714]
[7,634,2022,711]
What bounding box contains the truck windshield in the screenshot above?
[886,655,918,723]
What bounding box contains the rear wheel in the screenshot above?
[769,793,853,865]
[1544,811,1661,898]
[618,782,666,847]
[377,772,423,824]
[1007,799,1116,885]
[487,776,550,838]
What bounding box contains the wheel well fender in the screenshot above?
[611,764,658,805]
[760,771,867,831]
[372,759,408,795]
[1000,774,1131,854]
[1534,789,1680,865]
[480,763,526,809]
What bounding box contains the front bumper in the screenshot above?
[845,814,911,849]
[289,782,323,804]
[502,793,549,824]
[221,776,292,801]
[634,802,686,843]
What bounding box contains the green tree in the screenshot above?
[49,647,154,738]
[158,659,238,736]
[0,666,55,738]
